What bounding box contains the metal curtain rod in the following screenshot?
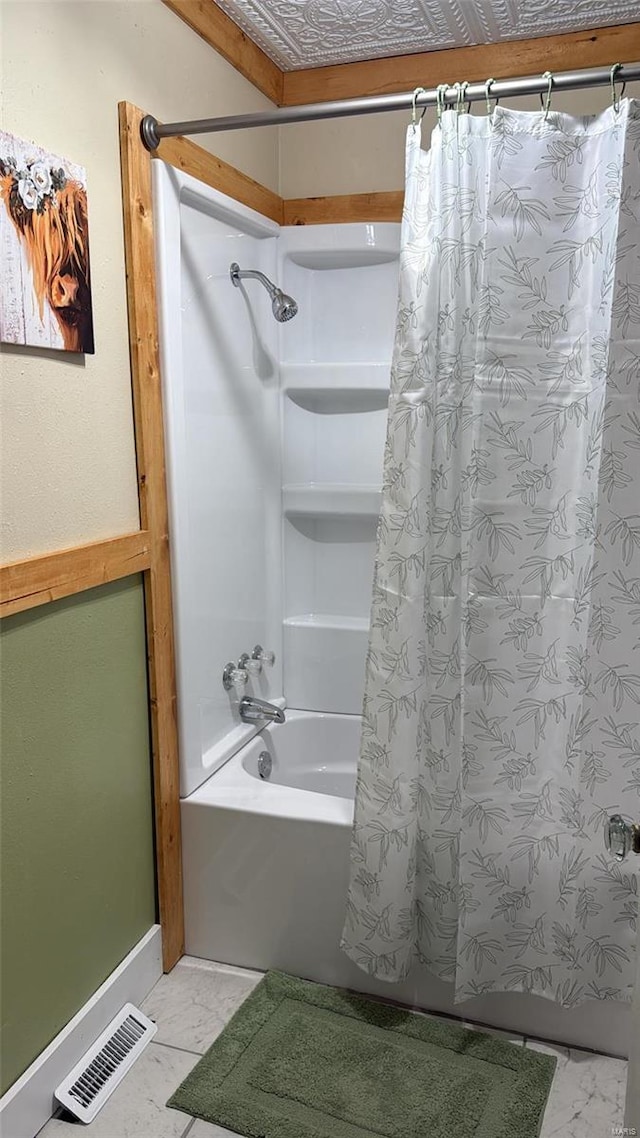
[140,62,640,150]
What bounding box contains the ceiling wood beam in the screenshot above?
[161,0,283,104]
[282,22,640,105]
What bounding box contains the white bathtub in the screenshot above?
[181,709,629,1056]
[240,710,358,804]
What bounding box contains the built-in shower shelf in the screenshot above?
[286,249,398,271]
[284,614,371,714]
[287,389,389,412]
[283,363,390,412]
[284,614,370,632]
[283,222,399,273]
[283,484,382,518]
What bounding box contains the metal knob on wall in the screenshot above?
[222,662,249,692]
[239,652,263,677]
[223,648,275,690]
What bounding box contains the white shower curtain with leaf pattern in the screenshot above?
[342,100,640,1006]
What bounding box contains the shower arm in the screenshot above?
[230,265,279,298]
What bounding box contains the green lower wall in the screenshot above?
[0,577,156,1094]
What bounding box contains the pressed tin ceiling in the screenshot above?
[213,0,640,70]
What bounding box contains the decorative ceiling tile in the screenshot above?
[213,0,639,70]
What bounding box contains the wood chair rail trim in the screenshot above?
[0,531,151,619]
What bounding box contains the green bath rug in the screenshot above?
[168,970,556,1138]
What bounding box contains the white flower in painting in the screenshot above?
[30,162,51,197]
[17,176,39,210]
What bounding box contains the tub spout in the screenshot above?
[239,696,285,725]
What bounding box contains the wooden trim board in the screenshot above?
[161,0,283,104]
[283,22,640,104]
[283,191,403,226]
[119,101,184,972]
[155,133,283,223]
[0,532,151,619]
[154,130,401,223]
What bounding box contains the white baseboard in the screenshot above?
[0,925,163,1138]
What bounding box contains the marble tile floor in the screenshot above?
[38,956,627,1138]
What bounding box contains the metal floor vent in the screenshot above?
[55,1003,157,1123]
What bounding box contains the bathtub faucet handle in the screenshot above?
[222,662,249,692]
[252,645,276,668]
[239,652,262,676]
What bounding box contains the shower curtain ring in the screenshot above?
[610,63,626,112]
[435,84,446,123]
[541,71,554,121]
[484,77,498,116]
[436,84,448,124]
[411,87,428,127]
[457,81,470,113]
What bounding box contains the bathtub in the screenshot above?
[181,709,629,1056]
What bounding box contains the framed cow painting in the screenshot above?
[0,130,95,353]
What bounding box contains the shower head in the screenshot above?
[230,262,298,323]
[271,290,298,324]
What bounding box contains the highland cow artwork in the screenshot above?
[0,131,95,353]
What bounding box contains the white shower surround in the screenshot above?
[152,161,630,1056]
[154,164,284,798]
[153,160,396,797]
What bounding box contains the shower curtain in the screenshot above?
[342,100,640,1005]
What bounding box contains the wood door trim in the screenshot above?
[119,101,184,972]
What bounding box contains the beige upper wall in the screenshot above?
[279,85,640,198]
[0,0,279,562]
